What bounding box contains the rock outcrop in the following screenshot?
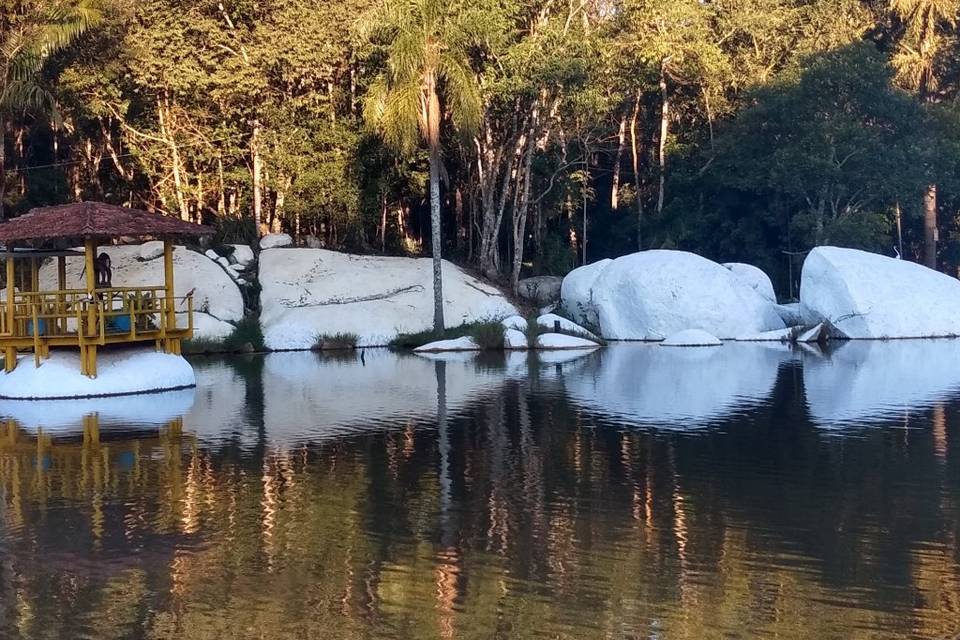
[259,249,517,349]
[562,250,784,341]
[800,246,960,339]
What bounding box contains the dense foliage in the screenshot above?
[3,0,960,295]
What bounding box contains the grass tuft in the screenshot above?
[390,320,504,350]
[313,332,359,351]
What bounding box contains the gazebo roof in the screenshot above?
[0,202,213,245]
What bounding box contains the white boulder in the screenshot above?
[800,246,960,339]
[560,259,612,329]
[205,249,220,261]
[723,262,777,302]
[588,251,785,340]
[138,241,165,261]
[536,333,599,350]
[230,244,255,266]
[413,336,479,352]
[0,348,195,399]
[536,313,597,339]
[39,245,245,324]
[504,329,529,350]
[501,315,528,332]
[260,233,293,250]
[661,329,722,347]
[216,256,231,269]
[259,249,517,349]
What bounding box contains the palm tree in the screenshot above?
[890,0,958,269]
[0,0,102,219]
[361,0,481,332]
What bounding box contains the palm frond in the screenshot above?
[439,51,481,135]
[0,80,61,124]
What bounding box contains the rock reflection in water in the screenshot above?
[0,347,958,639]
[803,338,960,427]
[564,343,791,428]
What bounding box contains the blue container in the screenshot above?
[109,315,132,332]
[26,318,46,336]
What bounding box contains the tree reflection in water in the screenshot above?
[0,345,959,639]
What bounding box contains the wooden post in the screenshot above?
[5,252,13,333]
[83,240,97,377]
[57,256,66,334]
[4,251,14,372]
[29,258,38,292]
[163,240,176,341]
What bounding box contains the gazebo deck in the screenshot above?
[0,202,212,378]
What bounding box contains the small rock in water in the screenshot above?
[797,323,826,343]
[661,329,722,347]
[413,336,480,352]
[536,313,597,340]
[536,333,599,350]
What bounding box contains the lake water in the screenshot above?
[2,342,960,639]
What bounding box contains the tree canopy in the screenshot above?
[3,0,960,294]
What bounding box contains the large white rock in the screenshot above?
[0,348,195,399]
[661,329,722,347]
[800,246,960,339]
[560,259,612,329]
[39,245,245,324]
[260,233,293,250]
[230,244,255,266]
[723,262,777,302]
[259,249,517,349]
[587,251,784,341]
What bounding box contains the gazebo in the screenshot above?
[0,202,212,377]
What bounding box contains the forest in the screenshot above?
[2,0,960,295]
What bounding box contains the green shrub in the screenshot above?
[223,316,265,351]
[467,322,504,350]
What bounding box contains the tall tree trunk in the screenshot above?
[251,119,263,236]
[159,98,189,221]
[611,114,626,210]
[657,60,669,216]
[381,192,388,253]
[924,184,937,269]
[630,90,643,250]
[427,81,445,332]
[511,105,540,294]
[0,120,6,220]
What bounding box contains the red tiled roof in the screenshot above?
[0,202,213,245]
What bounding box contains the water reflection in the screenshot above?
[0,346,958,639]
[803,339,960,428]
[564,343,791,428]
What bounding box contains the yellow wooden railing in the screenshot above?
[1,287,194,345]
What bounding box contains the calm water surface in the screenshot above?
[1,342,960,639]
